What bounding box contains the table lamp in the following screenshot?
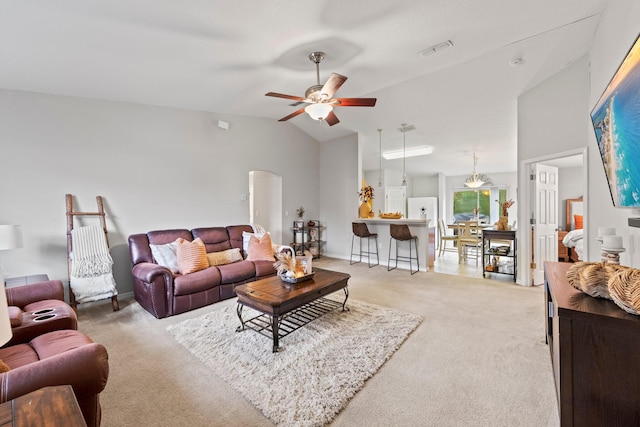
[0,225,23,251]
[0,225,23,279]
[0,273,13,346]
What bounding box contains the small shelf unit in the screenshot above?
[482,228,517,281]
[290,220,323,259]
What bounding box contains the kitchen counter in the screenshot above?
[354,218,435,271]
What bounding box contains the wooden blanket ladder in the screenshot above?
[65,194,120,311]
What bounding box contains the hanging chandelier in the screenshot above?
[465,153,492,188]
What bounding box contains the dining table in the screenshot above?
[447,222,493,263]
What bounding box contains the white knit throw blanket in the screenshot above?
[71,225,113,276]
[70,225,117,303]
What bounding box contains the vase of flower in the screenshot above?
[358,182,374,218]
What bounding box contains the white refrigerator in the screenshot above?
[407,197,438,224]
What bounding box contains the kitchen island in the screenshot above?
[355,218,435,271]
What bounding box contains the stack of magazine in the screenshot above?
[488,245,510,256]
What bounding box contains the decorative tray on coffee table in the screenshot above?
[280,271,315,284]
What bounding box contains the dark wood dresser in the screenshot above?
[544,261,640,426]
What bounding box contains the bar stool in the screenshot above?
[350,222,379,267]
[388,224,419,274]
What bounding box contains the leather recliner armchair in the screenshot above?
[0,329,109,427]
[4,280,78,347]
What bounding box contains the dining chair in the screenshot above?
[438,218,458,257]
[457,221,482,266]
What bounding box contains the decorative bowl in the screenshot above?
[379,212,403,219]
[280,271,315,284]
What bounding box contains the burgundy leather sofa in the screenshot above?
[128,225,277,319]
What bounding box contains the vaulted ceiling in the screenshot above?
[0,0,606,177]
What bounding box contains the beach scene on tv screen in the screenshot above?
[591,35,640,208]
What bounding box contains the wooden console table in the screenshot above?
[544,261,640,426]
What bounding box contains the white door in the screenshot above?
[385,187,406,217]
[532,163,559,285]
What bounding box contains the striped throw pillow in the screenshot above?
[176,237,208,274]
[207,248,243,266]
[246,233,275,262]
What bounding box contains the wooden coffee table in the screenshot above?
[234,268,350,352]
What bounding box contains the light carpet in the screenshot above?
[166,298,422,427]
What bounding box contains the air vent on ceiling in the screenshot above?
[418,40,453,57]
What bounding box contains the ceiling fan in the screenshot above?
[265,52,377,126]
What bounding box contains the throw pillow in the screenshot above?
[246,233,275,262]
[574,214,584,230]
[207,248,243,266]
[0,359,9,373]
[149,240,179,273]
[176,237,208,274]
[242,231,266,253]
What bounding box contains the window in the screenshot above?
[452,187,507,223]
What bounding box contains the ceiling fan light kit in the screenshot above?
[266,51,376,126]
[304,103,333,121]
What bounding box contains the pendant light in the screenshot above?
[464,152,493,188]
[398,123,415,186]
[377,129,384,187]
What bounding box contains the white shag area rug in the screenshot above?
[166,298,422,427]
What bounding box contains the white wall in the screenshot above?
[319,134,358,259]
[0,89,320,296]
[518,55,590,161]
[587,0,640,267]
[517,56,589,277]
[412,176,439,198]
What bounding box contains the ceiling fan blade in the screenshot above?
[265,92,306,102]
[325,110,340,126]
[278,107,306,122]
[333,98,377,107]
[320,73,347,99]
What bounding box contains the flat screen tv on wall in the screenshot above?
[590,33,640,208]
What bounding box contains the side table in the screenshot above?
[0,385,86,427]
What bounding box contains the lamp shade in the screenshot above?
[0,225,23,251]
[0,274,13,346]
[305,103,333,120]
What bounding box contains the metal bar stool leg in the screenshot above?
[350,234,357,265]
[410,236,419,275]
[369,235,379,267]
[387,237,396,271]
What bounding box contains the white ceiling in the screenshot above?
[0,0,606,177]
